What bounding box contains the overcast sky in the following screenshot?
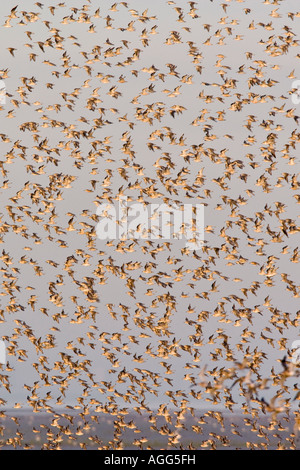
[0,0,299,420]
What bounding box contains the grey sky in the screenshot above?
[0,0,299,447]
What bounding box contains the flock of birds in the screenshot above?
[0,0,299,450]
